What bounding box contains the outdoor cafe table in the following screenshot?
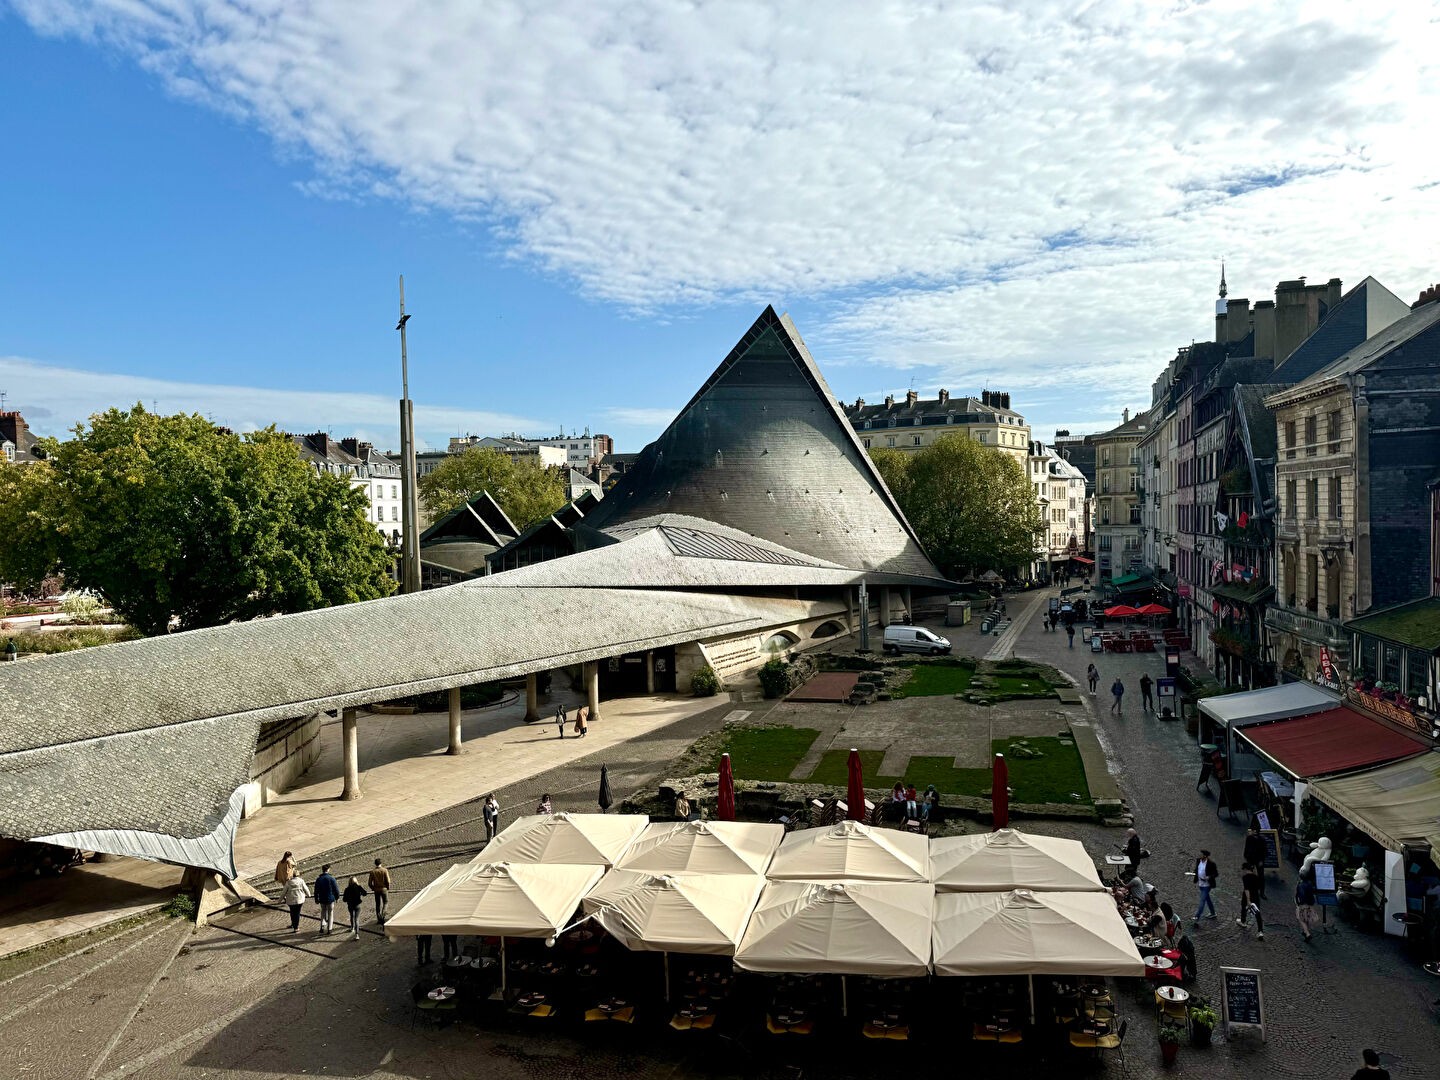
[1155,986,1189,1005]
[426,985,457,1002]
[1144,956,1174,976]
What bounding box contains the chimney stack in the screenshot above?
[1414,284,1439,310]
[999,392,1011,410]
[853,397,865,410]
[1123,408,1130,424]
[307,432,330,457]
[938,388,949,405]
[981,390,992,407]
[905,390,918,408]
[884,394,895,409]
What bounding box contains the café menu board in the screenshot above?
[1220,967,1265,1040]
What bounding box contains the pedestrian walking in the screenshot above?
[314,863,340,935]
[483,793,501,841]
[273,850,296,885]
[1243,822,1269,899]
[1351,1048,1391,1080]
[1065,622,1075,648]
[1086,663,1099,694]
[536,792,553,814]
[415,934,433,964]
[342,877,367,940]
[1110,678,1125,714]
[368,858,391,924]
[1236,860,1265,939]
[1139,673,1154,713]
[573,706,588,737]
[1295,872,1319,942]
[441,934,459,962]
[282,872,309,933]
[556,705,566,739]
[1192,849,1218,923]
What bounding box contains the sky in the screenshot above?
[2,1,1438,453]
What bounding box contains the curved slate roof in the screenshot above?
[579,308,942,580]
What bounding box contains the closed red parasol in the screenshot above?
[717,753,736,822]
[846,748,867,822]
[991,753,1010,831]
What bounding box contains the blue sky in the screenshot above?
[3,2,1437,452]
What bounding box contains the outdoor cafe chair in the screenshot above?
[1069,1018,1127,1066]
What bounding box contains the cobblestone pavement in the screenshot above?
[3,613,1439,1079]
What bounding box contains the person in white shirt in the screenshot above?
[1192,849,1218,923]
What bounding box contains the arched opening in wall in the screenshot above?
[811,620,845,639]
[762,631,800,655]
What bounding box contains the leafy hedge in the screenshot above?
[691,665,723,697]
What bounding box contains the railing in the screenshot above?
[1264,605,1350,650]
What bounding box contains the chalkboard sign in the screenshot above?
[1220,966,1265,1040]
[1258,829,1281,870]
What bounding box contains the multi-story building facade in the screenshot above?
[523,431,614,468]
[1027,441,1088,579]
[846,389,1031,465]
[445,435,569,468]
[0,411,40,465]
[1091,410,1149,582]
[290,432,403,541]
[1265,291,1440,687]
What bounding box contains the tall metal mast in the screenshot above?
[397,276,421,594]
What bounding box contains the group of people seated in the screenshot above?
[889,782,939,823]
[1107,872,1197,981]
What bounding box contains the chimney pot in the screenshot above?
[938,388,949,404]
[905,390,918,408]
[1123,408,1130,423]
[884,394,894,409]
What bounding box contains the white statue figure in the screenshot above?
[1300,836,1333,879]
[1347,865,1370,894]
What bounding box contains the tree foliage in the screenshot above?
[0,406,396,635]
[871,435,1042,578]
[418,447,567,529]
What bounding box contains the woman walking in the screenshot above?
[1237,861,1265,940]
[282,872,309,933]
[342,877,367,940]
[1295,872,1319,942]
[483,793,501,841]
[1087,664,1099,694]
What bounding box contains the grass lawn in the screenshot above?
[806,737,1089,804]
[986,674,1054,697]
[708,726,820,780]
[897,664,974,696]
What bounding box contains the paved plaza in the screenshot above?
[1,586,1438,1078]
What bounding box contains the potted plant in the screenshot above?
[1158,1022,1185,1065]
[1188,1002,1217,1046]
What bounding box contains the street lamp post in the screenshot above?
[396,276,421,594]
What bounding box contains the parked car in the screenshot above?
[883,625,952,655]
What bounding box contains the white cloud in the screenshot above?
[0,356,549,452]
[12,0,1440,432]
[601,406,678,430]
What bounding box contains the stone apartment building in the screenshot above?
[1091,409,1149,581]
[1265,290,1440,686]
[0,411,40,465]
[289,432,403,541]
[846,389,1031,465]
[1027,442,1088,580]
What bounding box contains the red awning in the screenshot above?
[1242,707,1427,779]
[1071,556,1094,564]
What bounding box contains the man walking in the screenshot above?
[1193,849,1218,924]
[555,704,566,739]
[1110,677,1125,714]
[1243,823,1269,899]
[1351,1048,1390,1080]
[1065,622,1075,648]
[1086,664,1099,694]
[483,793,501,842]
[368,858,391,925]
[1139,673,1154,713]
[314,864,340,935]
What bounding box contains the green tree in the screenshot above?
[0,406,395,635]
[418,447,567,529]
[871,435,1042,578]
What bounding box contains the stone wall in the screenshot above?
[239,712,322,817]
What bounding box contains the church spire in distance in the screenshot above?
[1219,260,1228,300]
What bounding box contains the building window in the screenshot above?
[1383,642,1402,685]
[886,436,896,447]
[1329,476,1342,519]
[1098,535,1112,550]
[391,485,398,499]
[1306,478,1318,520]
[912,435,921,446]
[979,432,988,443]
[1327,409,1341,451]
[1285,420,1296,457]
[1406,649,1429,699]
[1286,478,1297,520]
[1358,637,1378,678]
[1304,415,1317,455]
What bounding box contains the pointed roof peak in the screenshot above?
[1219,260,1228,299]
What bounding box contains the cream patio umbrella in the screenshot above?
[615,820,785,877]
[734,880,934,977]
[479,812,649,867]
[765,819,929,882]
[930,829,1105,893]
[384,861,606,991]
[581,870,766,999]
[932,889,1144,1020]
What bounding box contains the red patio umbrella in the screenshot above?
[717,752,736,822]
[1103,605,1140,618]
[846,747,867,822]
[991,753,1010,831]
[1135,603,1170,616]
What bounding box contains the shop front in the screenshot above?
[1196,682,1338,783]
[1308,751,1440,940]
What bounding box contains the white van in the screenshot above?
[882,625,952,655]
